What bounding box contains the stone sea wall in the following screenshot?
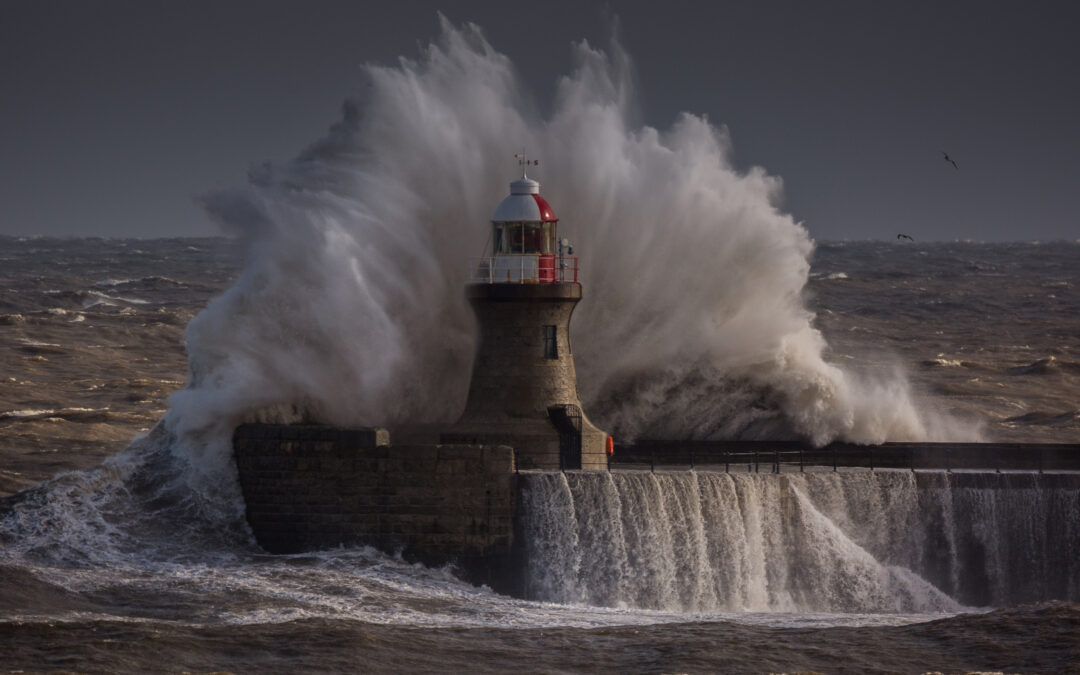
[233,425,1080,601]
[233,424,519,590]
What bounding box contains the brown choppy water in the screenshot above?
[808,241,1080,442]
[3,603,1079,674]
[0,237,236,494]
[1,237,1079,673]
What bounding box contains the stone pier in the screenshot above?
[233,423,520,592]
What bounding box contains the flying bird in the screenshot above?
[942,152,959,170]
[897,233,914,242]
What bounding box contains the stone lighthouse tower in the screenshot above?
[442,164,609,471]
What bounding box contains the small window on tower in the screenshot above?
[543,325,558,359]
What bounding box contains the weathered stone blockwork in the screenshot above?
[443,282,608,471]
[233,424,519,590]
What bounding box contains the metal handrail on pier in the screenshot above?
[604,440,1080,474]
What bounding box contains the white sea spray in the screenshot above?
[162,18,980,502]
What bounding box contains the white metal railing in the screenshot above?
[467,255,579,284]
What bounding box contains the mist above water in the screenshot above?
[172,16,976,486]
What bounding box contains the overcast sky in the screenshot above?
[2,0,1077,241]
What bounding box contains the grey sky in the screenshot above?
[2,0,1077,241]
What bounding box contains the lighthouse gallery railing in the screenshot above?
[467,255,579,284]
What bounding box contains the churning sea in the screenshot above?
[1,237,1078,673]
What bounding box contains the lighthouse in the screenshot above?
[441,163,609,471]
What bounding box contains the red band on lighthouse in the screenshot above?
[531,194,557,222]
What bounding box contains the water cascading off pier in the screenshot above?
[519,470,1080,612]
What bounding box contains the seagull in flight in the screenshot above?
[942,151,959,170]
[897,233,914,242]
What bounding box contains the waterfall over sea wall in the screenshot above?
[519,471,1080,612]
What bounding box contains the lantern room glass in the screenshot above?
[493,222,557,255]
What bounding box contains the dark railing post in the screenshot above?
[799,448,804,473]
[774,449,780,474]
[946,447,951,473]
[650,449,655,473]
[909,446,914,473]
[832,446,837,473]
[869,446,874,472]
[1038,450,1043,474]
[754,450,759,473]
[690,448,695,470]
[724,449,729,473]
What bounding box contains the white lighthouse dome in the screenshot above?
[510,176,540,195]
[492,177,558,223]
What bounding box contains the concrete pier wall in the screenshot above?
[233,424,519,591]
[233,426,1079,600]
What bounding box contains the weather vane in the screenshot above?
[514,151,539,177]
